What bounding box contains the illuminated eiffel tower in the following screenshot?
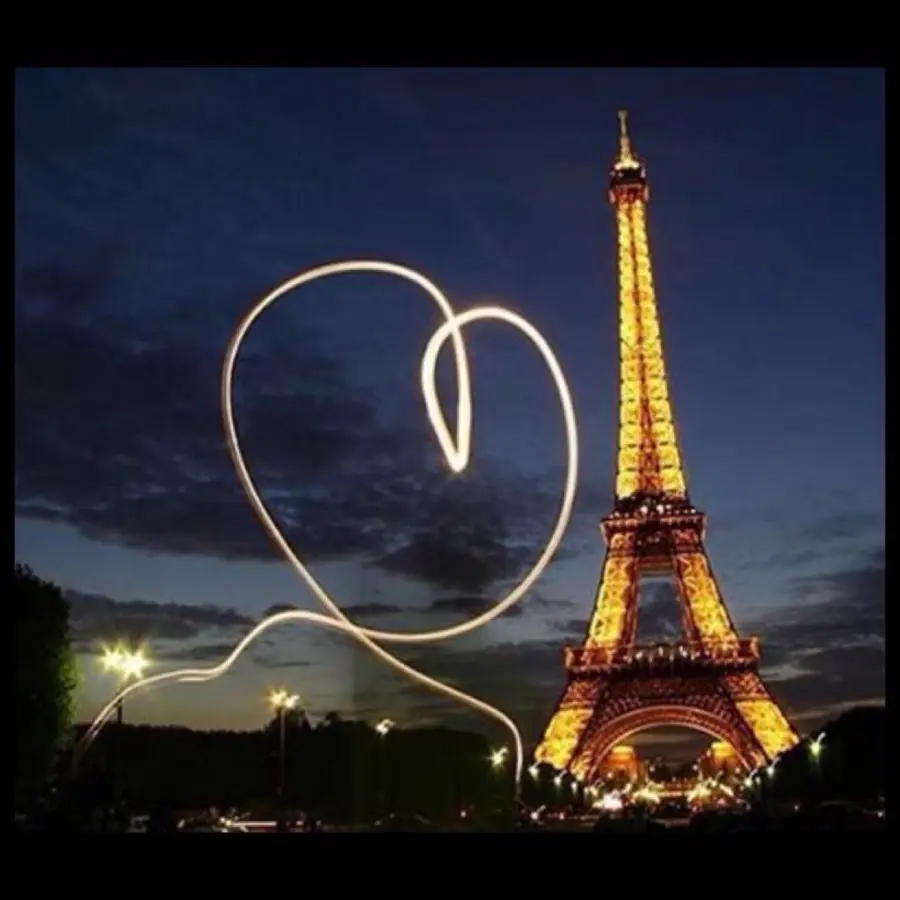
[533,112,799,778]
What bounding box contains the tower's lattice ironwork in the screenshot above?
[534,112,799,778]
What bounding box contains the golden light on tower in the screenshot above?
[532,112,799,779]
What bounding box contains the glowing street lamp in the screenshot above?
[102,646,149,683]
[809,733,825,760]
[269,689,300,801]
[375,718,395,737]
[374,718,396,816]
[490,747,509,770]
[99,644,149,809]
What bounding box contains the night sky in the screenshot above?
[14,67,884,757]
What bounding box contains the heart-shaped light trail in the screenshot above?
[79,261,580,790]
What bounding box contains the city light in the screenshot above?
[82,260,581,790]
[810,732,825,759]
[597,792,624,812]
[101,645,149,681]
[269,689,299,710]
[490,747,509,769]
[375,718,394,737]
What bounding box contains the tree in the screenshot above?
[14,563,78,809]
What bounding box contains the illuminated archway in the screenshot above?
[577,704,766,781]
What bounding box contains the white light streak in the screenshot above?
[80,260,580,789]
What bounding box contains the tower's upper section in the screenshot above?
[608,109,649,202]
[608,109,688,504]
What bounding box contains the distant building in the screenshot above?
[698,741,739,777]
[599,745,639,782]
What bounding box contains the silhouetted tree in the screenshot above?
[15,564,78,809]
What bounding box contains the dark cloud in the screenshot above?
[67,589,253,652]
[262,601,404,620]
[19,254,118,311]
[159,642,245,663]
[756,545,885,721]
[550,617,588,638]
[757,504,884,570]
[425,595,523,619]
[401,639,566,741]
[254,657,312,670]
[368,474,566,594]
[794,509,883,544]
[771,645,885,716]
[15,272,579,595]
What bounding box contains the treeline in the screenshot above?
[750,705,884,807]
[66,716,510,823]
[15,564,77,812]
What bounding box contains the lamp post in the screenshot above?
[375,718,394,817]
[268,689,299,803]
[100,646,148,805]
[527,763,540,806]
[490,747,508,811]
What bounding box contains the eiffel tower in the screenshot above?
[533,112,799,778]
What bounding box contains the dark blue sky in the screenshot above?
[14,67,883,755]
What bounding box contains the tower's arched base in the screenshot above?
[534,662,799,777]
[579,704,763,780]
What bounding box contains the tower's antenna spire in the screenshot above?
[615,109,638,169]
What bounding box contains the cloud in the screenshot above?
[159,642,247,663]
[368,472,568,594]
[756,544,884,721]
[425,595,523,619]
[550,617,588,638]
[794,509,883,544]
[262,601,404,620]
[254,657,312,670]
[400,638,566,740]
[755,502,884,570]
[67,588,254,652]
[15,269,581,596]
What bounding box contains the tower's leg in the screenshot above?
[533,677,607,772]
[585,534,640,647]
[723,671,800,760]
[673,540,740,647]
[558,673,791,780]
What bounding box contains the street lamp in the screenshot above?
[376,718,395,737]
[809,733,825,760]
[100,644,148,809]
[489,747,508,811]
[375,719,396,817]
[269,689,299,802]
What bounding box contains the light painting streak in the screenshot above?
[80,261,580,789]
